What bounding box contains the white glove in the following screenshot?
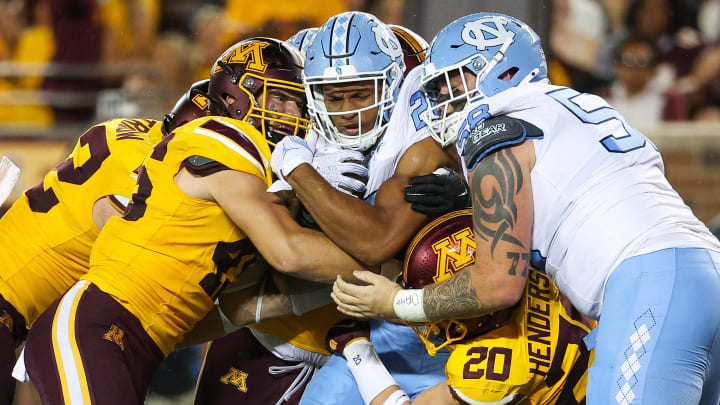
[270,136,314,179]
[312,146,368,196]
[267,179,292,192]
[0,156,20,206]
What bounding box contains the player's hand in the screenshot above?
[270,136,314,179]
[404,166,469,217]
[331,271,401,320]
[312,146,368,197]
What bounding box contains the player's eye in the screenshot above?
[450,87,464,96]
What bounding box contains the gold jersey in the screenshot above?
[445,269,592,405]
[0,118,162,328]
[83,116,272,356]
[250,304,341,355]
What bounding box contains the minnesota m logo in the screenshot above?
[432,227,476,283]
[103,324,125,351]
[213,42,269,74]
[220,367,248,392]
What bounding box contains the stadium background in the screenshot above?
[1,0,719,403]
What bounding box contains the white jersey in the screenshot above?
[363,65,431,198]
[462,82,720,318]
[270,66,431,199]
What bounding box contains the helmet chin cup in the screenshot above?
[411,319,468,357]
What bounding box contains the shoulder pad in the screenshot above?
[463,115,542,171]
[184,155,230,176]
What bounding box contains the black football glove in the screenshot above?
[404,166,469,217]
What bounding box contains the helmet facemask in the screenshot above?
[207,38,313,150]
[207,61,311,149]
[302,11,406,152]
[421,36,514,147]
[245,74,311,148]
[411,319,469,357]
[304,63,402,152]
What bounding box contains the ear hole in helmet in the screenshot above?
[223,93,236,105]
[499,67,519,81]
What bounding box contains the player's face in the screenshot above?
[257,88,307,136]
[434,70,477,117]
[321,80,379,136]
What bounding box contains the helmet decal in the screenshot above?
[213,41,270,75]
[373,23,403,60]
[461,18,516,51]
[430,226,475,284]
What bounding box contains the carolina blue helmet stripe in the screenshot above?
[330,12,352,66]
[345,12,356,66]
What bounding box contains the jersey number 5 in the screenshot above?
[26,127,111,213]
[546,87,650,153]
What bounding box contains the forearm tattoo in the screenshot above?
[471,148,529,277]
[423,270,482,320]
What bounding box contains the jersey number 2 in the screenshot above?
[409,90,429,131]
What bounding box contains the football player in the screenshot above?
[0,79,209,405]
[331,13,720,405]
[191,30,365,405]
[269,12,465,405]
[192,23,432,405]
[330,209,592,404]
[21,38,370,405]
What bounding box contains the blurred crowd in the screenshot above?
[2,0,720,132]
[551,0,720,126]
[0,0,404,131]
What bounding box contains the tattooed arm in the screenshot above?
[330,142,535,322]
[423,141,535,321]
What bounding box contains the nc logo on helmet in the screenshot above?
[372,24,403,61]
[461,18,515,51]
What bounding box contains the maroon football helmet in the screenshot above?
[403,208,514,356]
[206,37,312,148]
[162,79,210,135]
[390,25,429,78]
